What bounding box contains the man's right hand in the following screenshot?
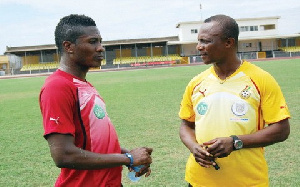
[129,147,153,166]
[192,144,215,168]
[128,147,153,177]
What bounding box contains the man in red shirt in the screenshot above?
[39,14,153,187]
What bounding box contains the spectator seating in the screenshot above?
[113,54,182,65]
[20,62,59,71]
[20,59,106,72]
[279,46,300,52]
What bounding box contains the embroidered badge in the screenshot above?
[240,85,251,99]
[197,102,208,115]
[231,101,248,116]
[93,104,105,119]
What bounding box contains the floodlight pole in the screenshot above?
[200,3,202,21]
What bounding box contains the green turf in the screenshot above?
[0,58,299,186]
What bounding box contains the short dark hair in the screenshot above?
[204,14,239,47]
[54,14,96,53]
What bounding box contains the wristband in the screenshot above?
[125,153,134,167]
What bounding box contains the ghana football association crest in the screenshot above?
[93,104,106,119]
[239,85,251,99]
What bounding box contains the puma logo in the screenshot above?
[50,117,60,124]
[199,89,207,97]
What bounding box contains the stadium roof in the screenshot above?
[103,36,178,46]
[176,16,281,28]
[5,36,179,54]
[168,33,300,45]
[239,33,300,40]
[5,44,57,53]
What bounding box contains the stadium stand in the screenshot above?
[20,62,59,71]
[20,59,106,72]
[112,54,183,66]
[279,46,300,52]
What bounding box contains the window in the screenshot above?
[250,26,258,31]
[240,26,249,32]
[191,29,198,34]
[240,26,258,32]
[280,38,296,47]
[242,43,252,48]
[261,24,275,30]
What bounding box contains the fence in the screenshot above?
[190,51,300,64]
[238,51,300,60]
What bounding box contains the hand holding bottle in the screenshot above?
[125,147,153,182]
[128,165,144,182]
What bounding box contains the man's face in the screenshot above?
[72,26,105,68]
[196,21,227,64]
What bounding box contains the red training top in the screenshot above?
[39,70,122,187]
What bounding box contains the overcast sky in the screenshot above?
[0,0,300,54]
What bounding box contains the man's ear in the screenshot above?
[225,38,235,48]
[62,41,73,53]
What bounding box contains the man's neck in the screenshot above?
[213,58,242,80]
[59,59,88,80]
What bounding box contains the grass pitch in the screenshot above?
[0,58,299,186]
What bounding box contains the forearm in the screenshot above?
[47,134,130,170]
[180,120,199,152]
[121,147,130,154]
[239,119,290,148]
[51,147,130,170]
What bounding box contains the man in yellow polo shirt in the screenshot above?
[179,14,290,187]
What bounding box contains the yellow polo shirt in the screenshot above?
[179,61,290,187]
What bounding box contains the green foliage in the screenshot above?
[0,59,299,186]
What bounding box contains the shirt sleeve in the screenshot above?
[179,81,196,122]
[39,80,77,138]
[260,73,290,124]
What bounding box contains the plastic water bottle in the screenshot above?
[128,165,144,182]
